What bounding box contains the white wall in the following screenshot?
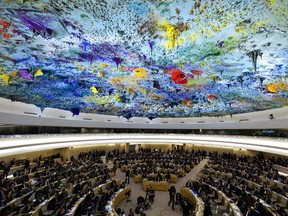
[0,97,287,129]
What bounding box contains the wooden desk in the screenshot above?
[179,169,185,177]
[170,174,178,183]
[120,165,126,172]
[273,164,288,175]
[69,179,121,216]
[106,186,131,216]
[142,181,169,191]
[30,195,55,216]
[181,186,204,216]
[109,172,115,178]
[134,175,142,183]
[188,178,242,216]
[53,158,62,163]
[113,186,131,207]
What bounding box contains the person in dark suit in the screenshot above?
[275,204,287,216]
[181,200,190,216]
[245,206,253,216]
[128,208,134,216]
[204,203,212,216]
[168,185,176,210]
[24,160,30,174]
[125,169,130,184]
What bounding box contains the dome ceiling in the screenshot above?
[0,0,287,119]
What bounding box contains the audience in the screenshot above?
[191,151,288,216]
[0,150,114,216]
[1,148,288,216]
[113,148,205,182]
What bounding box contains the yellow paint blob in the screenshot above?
[99,63,107,69]
[267,84,277,93]
[159,20,190,49]
[98,71,104,78]
[121,65,126,71]
[133,68,147,78]
[34,69,43,77]
[90,86,98,95]
[190,33,198,41]
[12,71,17,78]
[1,74,10,86]
[187,77,207,86]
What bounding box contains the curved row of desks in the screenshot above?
[106,186,131,216]
[198,169,277,216]
[185,179,242,216]
[142,180,169,191]
[205,164,287,215]
[180,186,204,216]
[134,174,178,184]
[29,178,121,216]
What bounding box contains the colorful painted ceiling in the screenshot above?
[0,0,287,119]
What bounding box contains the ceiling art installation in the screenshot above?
[0,0,287,119]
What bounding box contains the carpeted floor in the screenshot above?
[111,159,209,216]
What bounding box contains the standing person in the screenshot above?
[125,168,130,184]
[24,159,30,174]
[203,203,212,216]
[168,184,176,210]
[128,208,134,216]
[3,164,10,179]
[181,200,190,216]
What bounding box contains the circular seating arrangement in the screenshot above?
[0,150,116,216]
[183,152,288,216]
[113,148,204,191]
[1,146,288,216]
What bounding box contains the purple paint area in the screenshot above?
[148,41,153,53]
[112,57,123,68]
[79,53,94,65]
[18,69,33,79]
[15,12,53,39]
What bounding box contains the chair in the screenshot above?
[214,193,223,205]
[19,206,26,214]
[7,212,17,216]
[41,202,54,216]
[279,196,288,208]
[218,200,228,214]
[270,192,278,204]
[54,209,60,216]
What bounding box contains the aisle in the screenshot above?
[114,158,209,216]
